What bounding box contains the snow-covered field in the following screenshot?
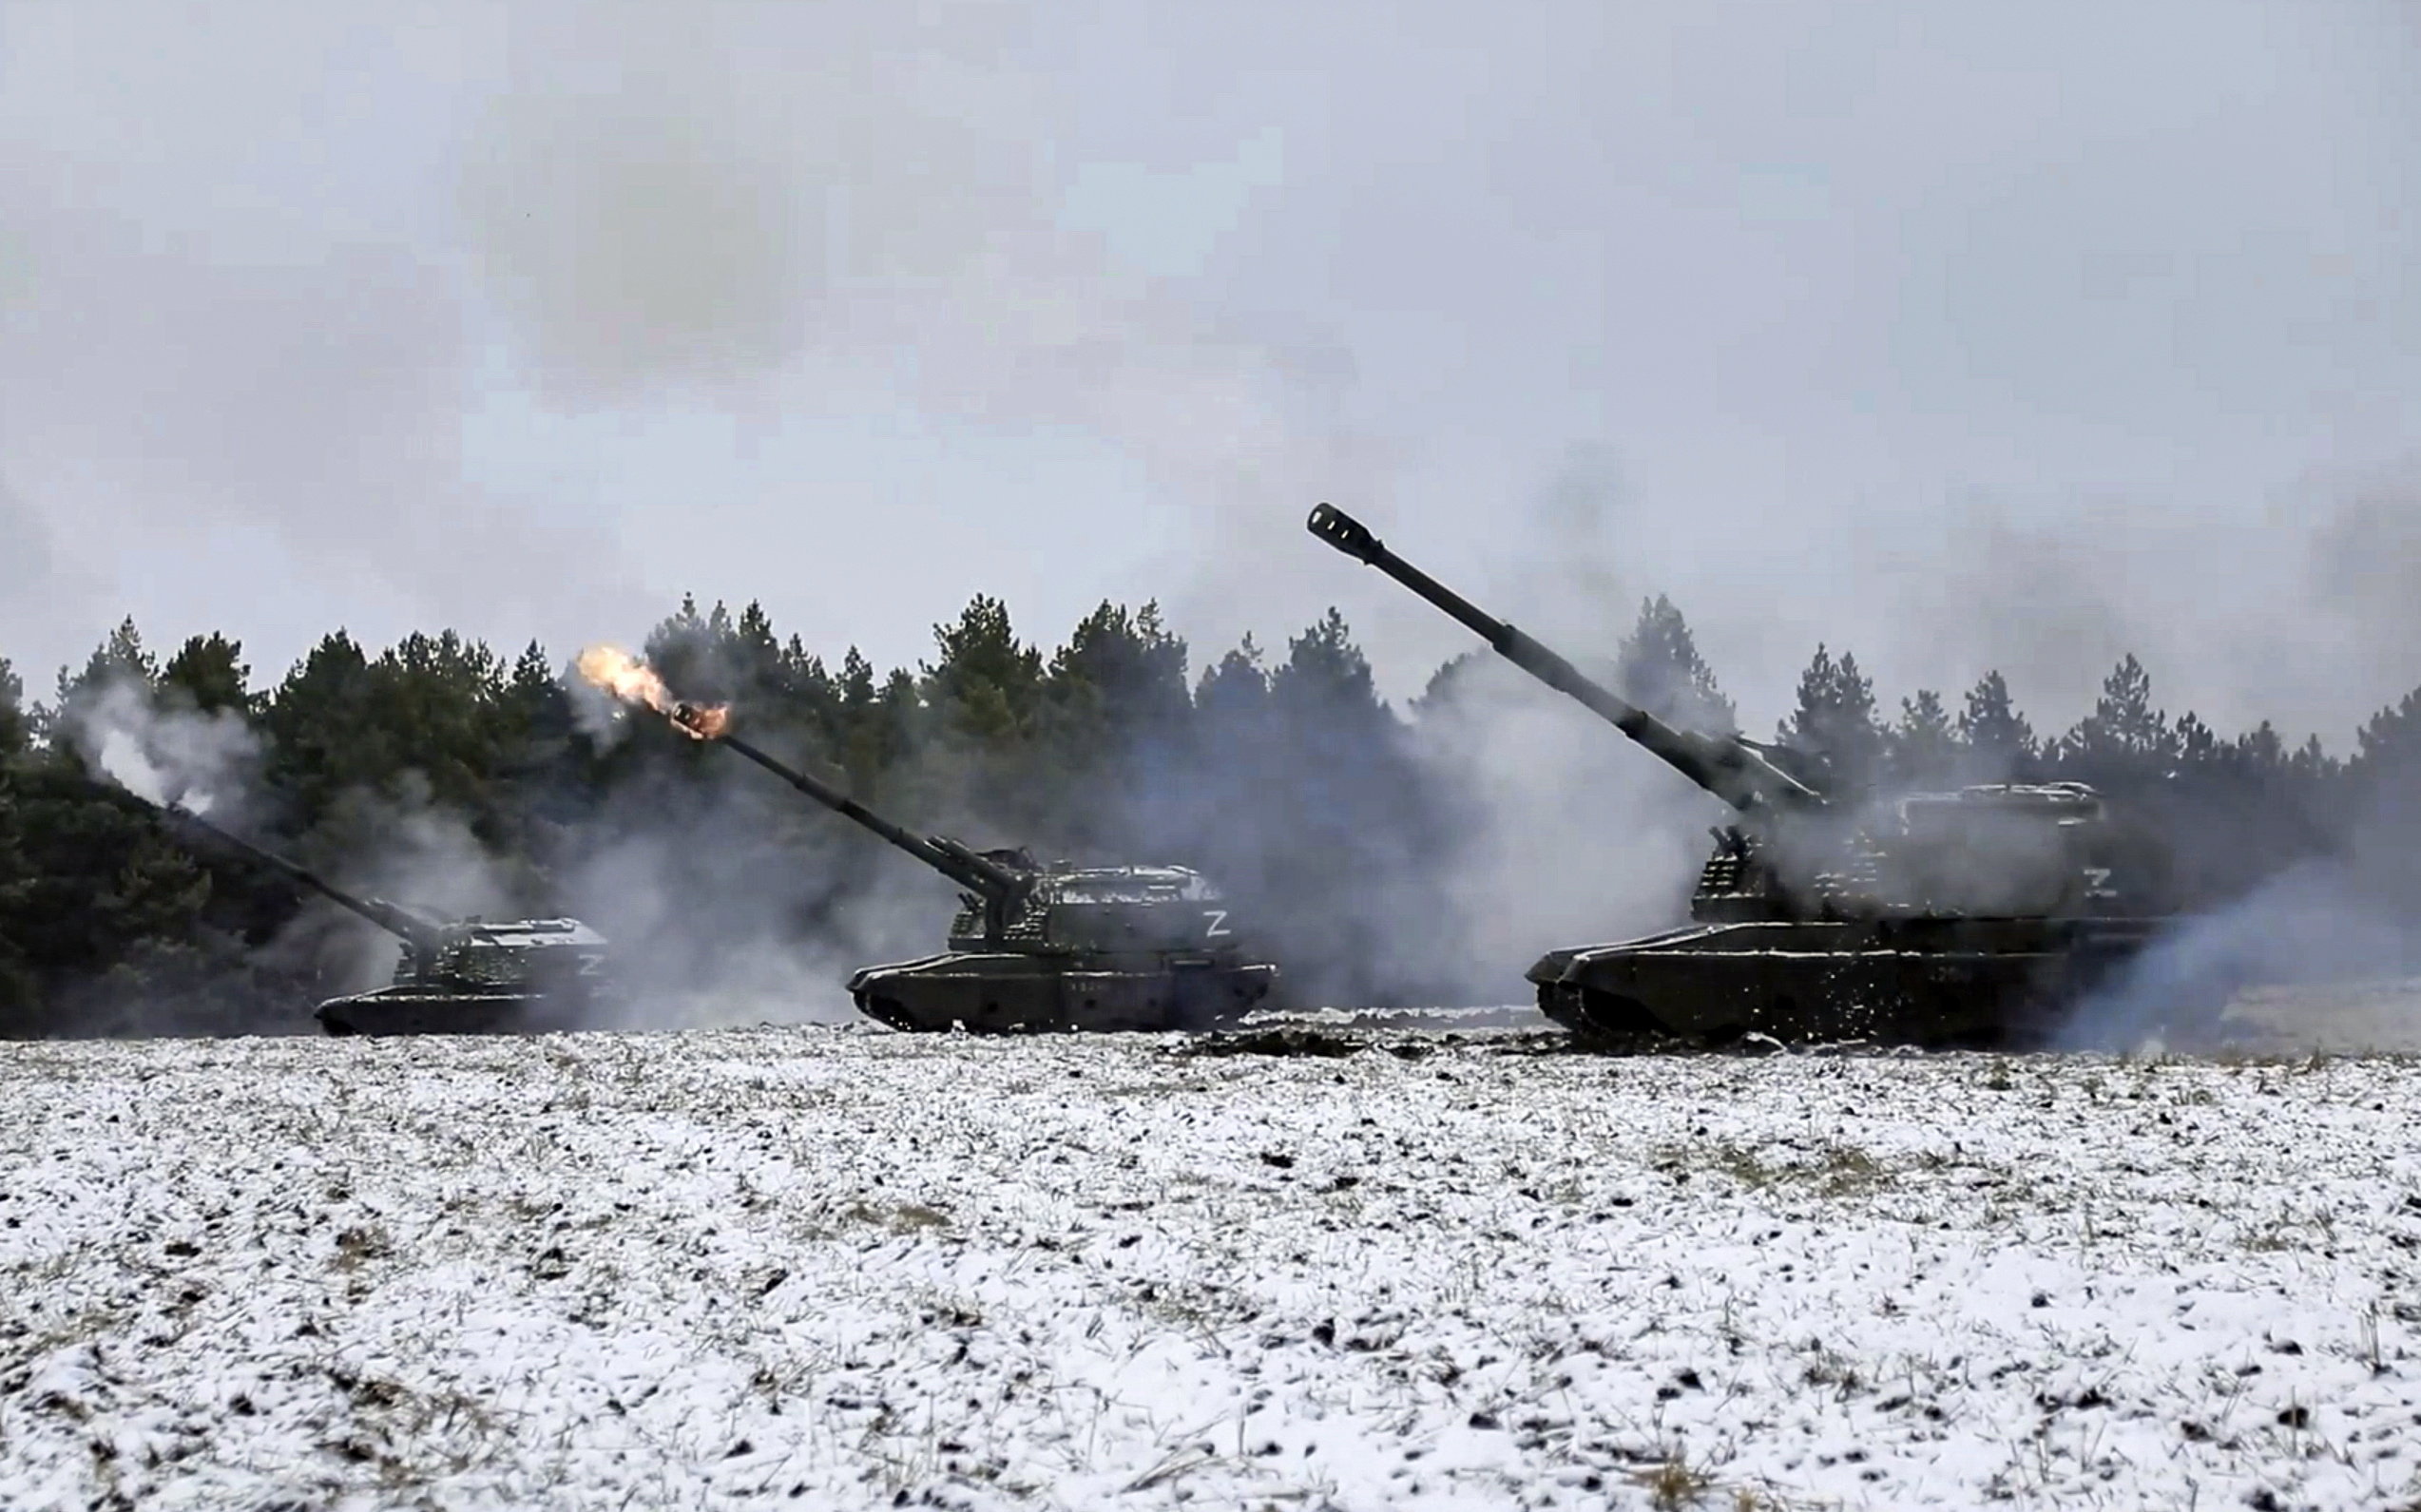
[6,1017,2421,1510]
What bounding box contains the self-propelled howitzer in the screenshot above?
[678,705,1278,1033]
[1307,502,2175,1046]
[161,803,613,1037]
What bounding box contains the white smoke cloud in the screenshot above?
[1409,655,1712,990]
[67,679,259,820]
[2060,862,2421,1053]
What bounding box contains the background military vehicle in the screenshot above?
[1307,502,2176,1046]
[161,804,612,1036]
[679,707,1279,1033]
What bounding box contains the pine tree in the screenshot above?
[1957,671,2036,777]
[45,618,161,739]
[922,595,1043,744]
[1029,602,1194,849]
[261,632,379,827]
[777,637,844,754]
[722,601,805,716]
[2292,733,2333,778]
[1047,601,1191,744]
[363,631,510,814]
[876,667,925,775]
[2350,685,2421,864]
[2172,711,2221,768]
[1778,643,1883,792]
[642,593,719,700]
[2060,654,2178,776]
[501,641,567,734]
[817,647,883,785]
[2235,720,2287,775]
[0,654,25,757]
[837,648,877,715]
[1615,595,1735,733]
[58,618,160,700]
[2354,686,2421,776]
[1,768,218,1036]
[1196,635,1269,728]
[0,654,30,1017]
[499,641,585,783]
[1891,688,1959,786]
[160,634,256,716]
[1271,609,1385,730]
[0,769,30,1020]
[1220,608,1453,1005]
[1409,649,1486,718]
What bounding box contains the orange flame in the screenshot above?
[575,646,731,740]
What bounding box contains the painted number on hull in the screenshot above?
[1202,909,1231,939]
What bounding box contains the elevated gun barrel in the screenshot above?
[161,804,441,942]
[700,720,1027,899]
[1306,503,1823,820]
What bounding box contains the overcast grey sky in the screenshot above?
[3,0,2415,742]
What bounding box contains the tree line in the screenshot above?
[2,590,2416,1036]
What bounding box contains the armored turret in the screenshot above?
[1308,502,2174,1045]
[159,803,612,1037]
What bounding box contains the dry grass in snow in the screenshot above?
[4,1024,2421,1509]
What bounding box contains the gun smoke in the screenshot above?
[7,557,2414,1050]
[67,679,259,822]
[5,3,2418,1044]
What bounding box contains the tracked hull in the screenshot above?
[848,952,1279,1034]
[315,986,599,1038]
[1527,917,2178,1047]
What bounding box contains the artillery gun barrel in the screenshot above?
[161,804,442,942]
[698,720,1026,899]
[1305,502,1823,821]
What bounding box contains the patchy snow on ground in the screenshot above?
[5,1024,2421,1511]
